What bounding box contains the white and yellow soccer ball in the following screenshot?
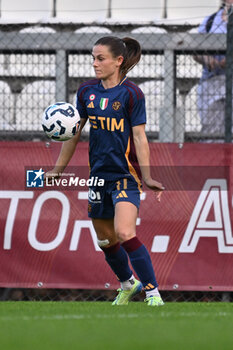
[42,102,80,141]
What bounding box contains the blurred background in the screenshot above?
[0,0,226,142]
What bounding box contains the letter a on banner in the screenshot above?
[179,179,233,253]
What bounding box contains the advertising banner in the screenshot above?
[0,141,233,291]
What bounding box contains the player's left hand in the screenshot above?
[144,178,165,202]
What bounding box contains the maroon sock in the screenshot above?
[121,236,142,253]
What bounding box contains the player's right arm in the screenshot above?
[45,118,87,182]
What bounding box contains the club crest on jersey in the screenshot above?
[112,101,121,111]
[100,98,109,110]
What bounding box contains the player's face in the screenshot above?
[92,45,123,81]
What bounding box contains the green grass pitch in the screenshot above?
[0,301,232,350]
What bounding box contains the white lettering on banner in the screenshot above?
[0,191,33,249]
[179,179,233,253]
[1,184,233,253]
[69,220,101,251]
[28,191,70,251]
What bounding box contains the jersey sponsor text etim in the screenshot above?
[76,77,146,184]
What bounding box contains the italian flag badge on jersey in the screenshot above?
[100,98,109,110]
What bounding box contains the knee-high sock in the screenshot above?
[101,242,133,282]
[122,237,158,290]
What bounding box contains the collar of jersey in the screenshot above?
[99,76,127,91]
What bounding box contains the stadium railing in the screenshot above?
[0,22,227,143]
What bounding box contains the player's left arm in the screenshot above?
[132,124,164,201]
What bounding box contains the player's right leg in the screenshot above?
[92,218,142,305]
[89,182,142,305]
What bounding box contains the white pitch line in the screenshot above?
[0,312,231,322]
[0,313,140,321]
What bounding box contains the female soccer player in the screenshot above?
[47,36,164,306]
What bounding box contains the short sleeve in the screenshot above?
[127,89,147,127]
[76,89,88,120]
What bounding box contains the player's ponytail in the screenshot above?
[94,36,141,77]
[121,37,141,75]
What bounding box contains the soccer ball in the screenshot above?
[42,102,80,141]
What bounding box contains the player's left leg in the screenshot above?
[114,201,164,306]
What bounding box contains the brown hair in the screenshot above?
[94,36,141,76]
